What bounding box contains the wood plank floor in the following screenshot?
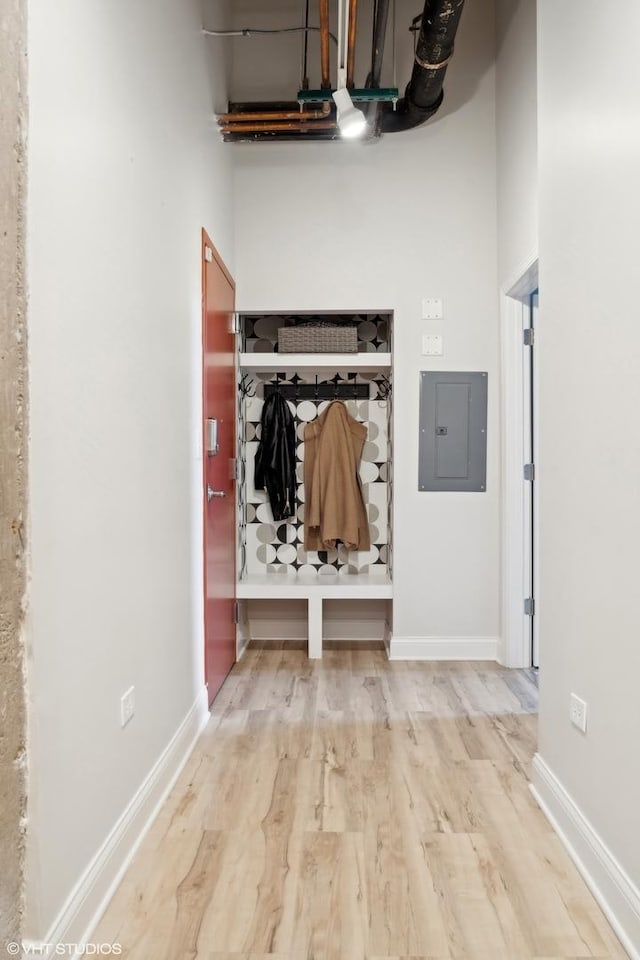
[95,642,628,960]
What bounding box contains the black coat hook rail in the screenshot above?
[264,381,369,401]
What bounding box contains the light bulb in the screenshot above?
[332,87,367,139]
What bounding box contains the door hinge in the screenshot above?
[204,245,213,263]
[523,463,535,482]
[523,328,535,346]
[524,597,535,617]
[233,600,240,624]
[230,313,240,335]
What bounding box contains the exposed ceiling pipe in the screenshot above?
[203,26,338,44]
[381,0,465,133]
[302,0,311,88]
[368,0,391,89]
[214,0,461,143]
[220,120,336,135]
[346,0,359,89]
[223,131,338,143]
[227,101,306,112]
[217,104,331,124]
[319,0,331,89]
[219,101,340,141]
[364,0,391,131]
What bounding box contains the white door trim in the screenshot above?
[500,255,539,667]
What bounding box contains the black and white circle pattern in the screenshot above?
[239,341,391,576]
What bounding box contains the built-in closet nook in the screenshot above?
[236,312,393,658]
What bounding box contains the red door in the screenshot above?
[202,230,236,705]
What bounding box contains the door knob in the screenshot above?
[207,486,226,501]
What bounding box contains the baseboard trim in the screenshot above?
[388,636,499,660]
[28,687,209,955]
[248,617,387,642]
[532,753,640,960]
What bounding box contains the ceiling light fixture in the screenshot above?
[332,87,367,138]
[333,0,367,139]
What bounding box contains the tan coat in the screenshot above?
[304,401,371,552]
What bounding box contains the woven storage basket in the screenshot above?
[278,325,358,353]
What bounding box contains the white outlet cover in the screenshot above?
[570,693,587,733]
[120,686,135,728]
[422,334,443,356]
[422,298,443,320]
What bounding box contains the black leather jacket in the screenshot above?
[254,392,296,521]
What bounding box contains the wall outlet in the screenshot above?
[120,686,135,728]
[570,693,587,733]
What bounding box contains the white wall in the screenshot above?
[495,0,537,284]
[25,0,233,937]
[535,1,640,949]
[233,0,500,651]
[494,0,537,668]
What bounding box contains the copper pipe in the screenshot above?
[346,0,359,88]
[218,104,330,124]
[319,0,331,88]
[221,120,336,134]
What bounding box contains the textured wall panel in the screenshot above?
[0,0,28,941]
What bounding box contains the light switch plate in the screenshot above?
[422,298,443,320]
[422,334,443,356]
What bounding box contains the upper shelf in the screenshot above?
[239,352,392,372]
[237,571,392,600]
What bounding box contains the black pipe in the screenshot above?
[369,0,391,88]
[381,0,465,133]
[364,0,391,131]
[302,0,310,88]
[222,132,340,143]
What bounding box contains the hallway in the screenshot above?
[95,645,626,959]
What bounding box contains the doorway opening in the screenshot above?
[501,260,539,669]
[523,289,538,668]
